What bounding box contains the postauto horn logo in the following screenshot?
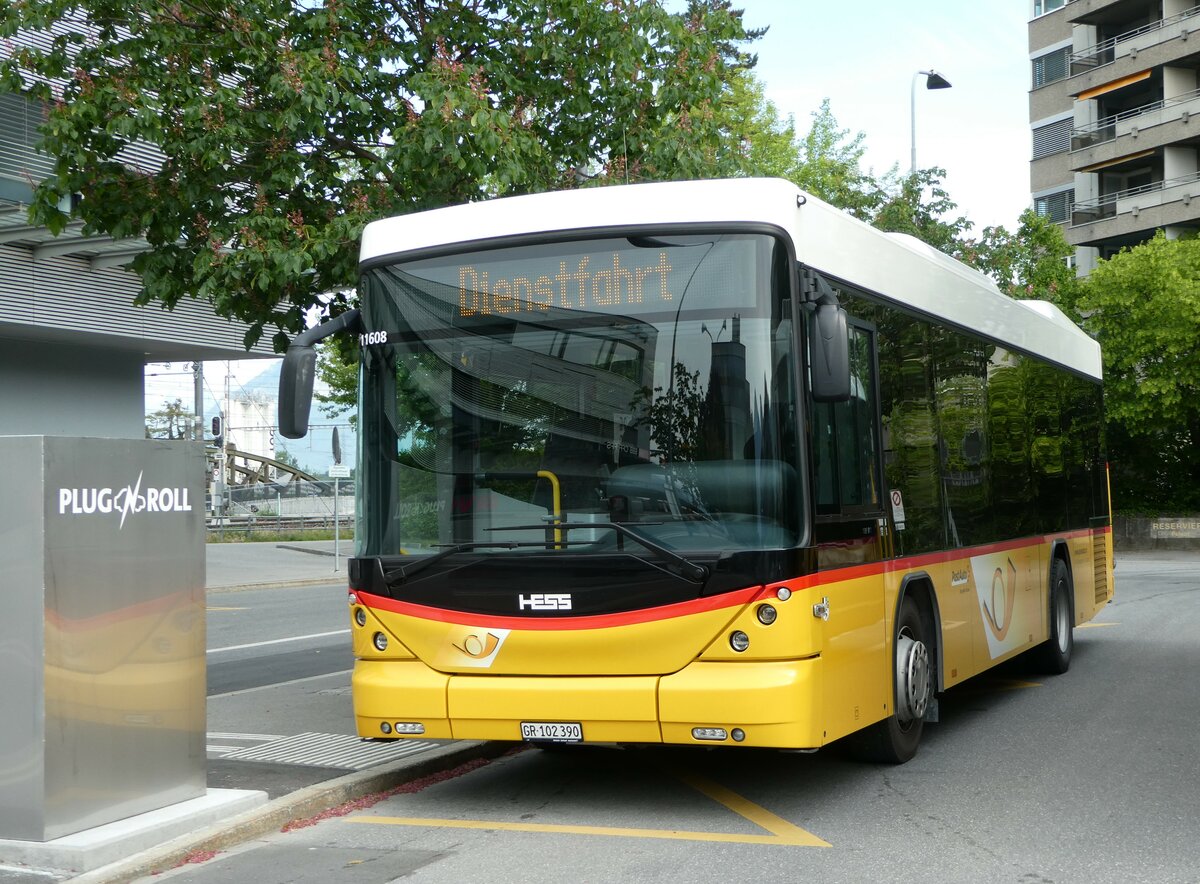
[58,471,192,528]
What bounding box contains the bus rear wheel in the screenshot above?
[1033,558,1073,674]
[850,596,932,764]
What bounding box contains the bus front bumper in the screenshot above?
[351,657,824,749]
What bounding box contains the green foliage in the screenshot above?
[1076,233,1200,511]
[719,92,887,220]
[958,209,1079,313]
[632,362,707,463]
[273,446,314,475]
[208,526,354,543]
[715,69,799,180]
[145,397,193,439]
[1,0,759,349]
[872,169,972,256]
[315,339,357,421]
[793,99,886,221]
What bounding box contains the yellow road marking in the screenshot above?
[957,677,1042,697]
[349,769,830,847]
[675,771,829,846]
[1078,621,1118,629]
[206,606,247,611]
[348,816,819,845]
[987,678,1042,691]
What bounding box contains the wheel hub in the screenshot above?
[896,635,931,721]
[1055,585,1071,653]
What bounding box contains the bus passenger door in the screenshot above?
[811,320,885,568]
[808,319,889,742]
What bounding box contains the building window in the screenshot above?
[1032,47,1070,88]
[1034,0,1066,16]
[1035,190,1073,223]
[1033,119,1072,159]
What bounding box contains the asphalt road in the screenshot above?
[206,581,352,696]
[148,551,1200,884]
[203,581,368,801]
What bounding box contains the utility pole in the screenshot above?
[218,361,231,527]
[192,362,204,442]
[332,427,342,572]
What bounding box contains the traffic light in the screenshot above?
[211,416,223,449]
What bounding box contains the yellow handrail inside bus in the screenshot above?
[536,469,563,547]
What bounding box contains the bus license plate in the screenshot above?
[520,721,583,743]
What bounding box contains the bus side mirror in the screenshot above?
[809,301,851,402]
[278,309,362,439]
[279,345,318,439]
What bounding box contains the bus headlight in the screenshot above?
[373,632,388,652]
[729,630,750,652]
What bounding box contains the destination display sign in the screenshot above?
[457,251,674,318]
[393,236,763,322]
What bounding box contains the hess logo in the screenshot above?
[519,593,572,611]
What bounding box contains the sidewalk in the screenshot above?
[0,541,490,884]
[66,743,503,884]
[205,539,353,591]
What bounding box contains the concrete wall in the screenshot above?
[0,338,143,438]
[1114,515,1200,550]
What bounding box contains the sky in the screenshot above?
[145,1,1035,467]
[740,0,1032,232]
[143,359,353,474]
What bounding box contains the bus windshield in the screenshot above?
[355,232,801,571]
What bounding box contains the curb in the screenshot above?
[206,577,345,594]
[69,741,507,884]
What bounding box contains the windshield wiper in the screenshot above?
[384,541,518,585]
[488,522,708,583]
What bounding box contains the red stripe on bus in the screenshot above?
[354,585,768,631]
[355,526,1109,631]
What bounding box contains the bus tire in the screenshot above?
[1034,557,1073,675]
[850,596,932,764]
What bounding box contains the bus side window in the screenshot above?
[812,325,881,513]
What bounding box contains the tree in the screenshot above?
[1077,233,1200,511]
[145,397,193,439]
[1,0,759,350]
[315,341,356,423]
[274,446,315,476]
[872,168,972,256]
[958,209,1079,313]
[718,91,887,220]
[714,69,800,180]
[793,99,886,221]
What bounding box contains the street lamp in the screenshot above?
[911,69,952,175]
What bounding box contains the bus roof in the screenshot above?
[360,178,1101,380]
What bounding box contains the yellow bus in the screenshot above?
[279,178,1112,763]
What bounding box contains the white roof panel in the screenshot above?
[360,178,1102,380]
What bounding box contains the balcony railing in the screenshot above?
[1071,170,1200,224]
[1072,87,1200,149]
[1070,5,1200,74]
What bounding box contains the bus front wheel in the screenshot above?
[850,596,932,764]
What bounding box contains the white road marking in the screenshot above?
[207,629,350,655]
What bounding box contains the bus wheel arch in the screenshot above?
[850,575,940,764]
[896,574,944,695]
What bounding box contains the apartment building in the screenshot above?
[1030,0,1200,274]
